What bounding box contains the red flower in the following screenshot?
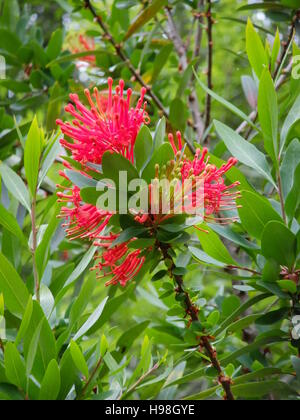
[56,78,149,165]
[168,132,240,223]
[57,80,240,288]
[92,235,146,287]
[69,34,96,65]
[57,80,150,287]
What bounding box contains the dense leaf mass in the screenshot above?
[0,0,299,402]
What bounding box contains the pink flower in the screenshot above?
[92,235,146,287]
[56,78,149,165]
[69,34,96,65]
[168,132,240,223]
[57,79,150,287]
[57,80,240,288]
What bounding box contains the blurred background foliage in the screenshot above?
[0,0,300,400]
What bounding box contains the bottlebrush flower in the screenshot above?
[168,131,240,223]
[56,78,149,165]
[57,80,240,288]
[92,236,146,287]
[57,79,150,286]
[69,34,96,65]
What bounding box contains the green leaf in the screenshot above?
[152,270,168,282]
[227,314,262,334]
[26,319,44,377]
[257,280,290,300]
[189,246,226,267]
[207,310,220,327]
[117,321,150,352]
[271,29,281,73]
[0,28,21,53]
[291,356,300,380]
[0,0,19,31]
[262,260,280,283]
[214,120,276,187]
[154,117,166,150]
[46,29,63,61]
[73,297,109,341]
[38,132,62,188]
[258,69,278,161]
[152,44,173,83]
[285,163,300,220]
[169,98,186,132]
[261,221,297,269]
[208,223,258,250]
[281,97,300,155]
[239,2,294,11]
[24,116,42,197]
[65,170,97,189]
[102,151,139,186]
[0,80,30,93]
[256,307,289,325]
[88,285,135,334]
[246,18,269,78]
[70,341,89,378]
[194,224,237,265]
[142,142,174,183]
[215,294,270,337]
[0,203,27,244]
[46,49,109,67]
[241,75,258,110]
[134,125,153,173]
[222,296,241,319]
[69,276,97,329]
[277,280,297,294]
[0,252,30,317]
[56,244,98,302]
[39,360,61,401]
[15,296,33,347]
[237,190,282,239]
[0,163,31,212]
[124,0,167,40]
[195,72,259,131]
[280,139,300,199]
[4,343,26,391]
[231,381,295,398]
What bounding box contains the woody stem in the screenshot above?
[159,243,235,401]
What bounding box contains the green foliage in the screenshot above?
[0,0,299,402]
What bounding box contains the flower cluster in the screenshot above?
[57,79,239,287]
[56,78,149,165]
[168,132,240,222]
[69,34,96,66]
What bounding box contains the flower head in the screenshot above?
[92,234,146,287]
[56,78,149,165]
[168,131,240,222]
[57,80,240,288]
[69,34,96,65]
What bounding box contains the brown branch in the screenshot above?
[83,0,168,119]
[119,362,160,400]
[227,265,261,276]
[78,357,103,399]
[0,338,4,353]
[165,6,204,143]
[193,0,205,70]
[204,0,213,132]
[273,10,300,81]
[160,243,235,401]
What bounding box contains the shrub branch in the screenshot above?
[159,243,235,401]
